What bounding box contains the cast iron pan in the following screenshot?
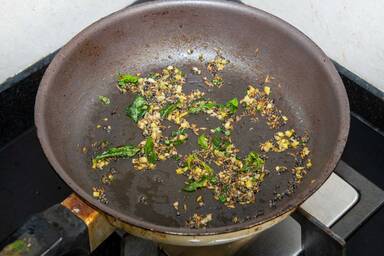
[34,0,349,236]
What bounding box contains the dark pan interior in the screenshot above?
[35,1,349,235]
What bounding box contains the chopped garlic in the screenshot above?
[263,86,271,95]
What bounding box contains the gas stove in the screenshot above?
[1,97,383,256]
[98,161,384,256]
[1,1,384,255]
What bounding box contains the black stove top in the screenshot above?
[0,2,384,255]
[0,114,383,256]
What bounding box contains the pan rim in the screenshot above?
[35,0,350,236]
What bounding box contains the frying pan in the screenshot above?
[0,0,349,255]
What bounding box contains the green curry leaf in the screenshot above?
[183,177,208,192]
[171,129,186,137]
[198,134,209,149]
[94,145,140,160]
[172,138,187,146]
[182,154,215,192]
[242,151,265,172]
[218,194,227,203]
[224,98,238,114]
[211,127,232,151]
[144,137,157,164]
[186,154,196,169]
[118,74,139,89]
[212,127,223,133]
[188,100,218,114]
[212,134,222,150]
[125,96,148,123]
[160,102,179,118]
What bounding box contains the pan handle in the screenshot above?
[0,194,115,256]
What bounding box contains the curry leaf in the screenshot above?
[186,154,196,169]
[215,139,231,152]
[213,126,231,137]
[198,134,209,149]
[225,98,238,114]
[184,154,213,174]
[212,127,223,133]
[182,154,215,192]
[171,129,186,137]
[165,135,187,146]
[168,129,187,146]
[118,74,139,89]
[94,145,140,160]
[212,134,222,150]
[183,178,208,192]
[242,151,265,172]
[172,138,187,146]
[218,194,227,203]
[160,102,179,118]
[188,100,218,114]
[125,96,148,123]
[144,137,157,164]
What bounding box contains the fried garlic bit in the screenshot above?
[293,167,306,182]
[176,166,188,174]
[92,158,110,170]
[300,146,310,158]
[190,123,200,135]
[92,187,108,204]
[260,140,273,152]
[260,129,298,153]
[173,201,179,210]
[240,85,287,129]
[132,156,156,171]
[292,144,312,183]
[214,168,266,208]
[186,213,212,228]
[101,168,117,185]
[264,74,273,83]
[191,66,201,75]
[306,159,313,168]
[207,55,229,73]
[198,53,205,62]
[196,195,204,207]
[275,166,287,173]
[263,86,271,95]
[260,129,312,183]
[224,118,234,130]
[203,52,230,87]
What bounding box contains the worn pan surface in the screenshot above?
[35,0,349,236]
